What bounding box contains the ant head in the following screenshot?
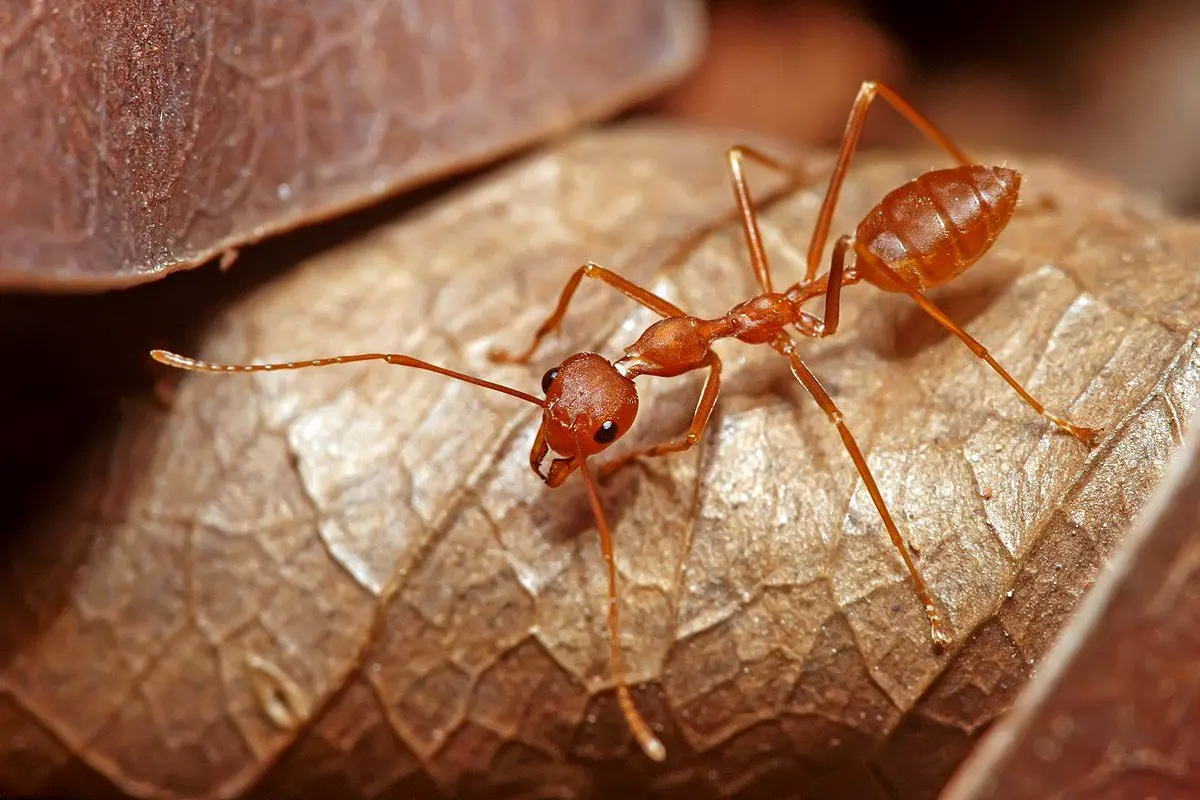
[531,352,638,482]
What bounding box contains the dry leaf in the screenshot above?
[4,122,1200,799]
[0,0,701,291]
[942,400,1200,799]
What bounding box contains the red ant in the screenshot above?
[150,81,1102,763]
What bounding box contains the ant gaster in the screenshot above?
[151,81,1103,763]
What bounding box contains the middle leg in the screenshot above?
[725,144,810,295]
[773,337,950,649]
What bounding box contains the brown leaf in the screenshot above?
[941,408,1200,798]
[4,122,1200,799]
[0,0,701,291]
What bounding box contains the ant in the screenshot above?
[150,80,1102,764]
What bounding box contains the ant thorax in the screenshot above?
[724,293,795,344]
[616,316,720,379]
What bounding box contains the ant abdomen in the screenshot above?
[855,165,1020,292]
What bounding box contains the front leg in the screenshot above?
[598,352,722,482]
[489,261,685,365]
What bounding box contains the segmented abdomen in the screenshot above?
[855,165,1020,291]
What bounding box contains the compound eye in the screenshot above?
[541,368,559,394]
[593,420,619,444]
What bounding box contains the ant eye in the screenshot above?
[593,420,619,444]
[541,368,559,394]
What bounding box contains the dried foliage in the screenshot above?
[943,402,1200,799]
[3,124,1200,799]
[0,0,701,290]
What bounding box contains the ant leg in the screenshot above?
[489,262,684,365]
[816,236,859,337]
[578,458,667,762]
[598,352,722,482]
[893,281,1102,447]
[773,338,950,650]
[790,235,859,338]
[726,145,810,294]
[805,80,973,284]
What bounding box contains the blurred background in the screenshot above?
[654,0,1200,213]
